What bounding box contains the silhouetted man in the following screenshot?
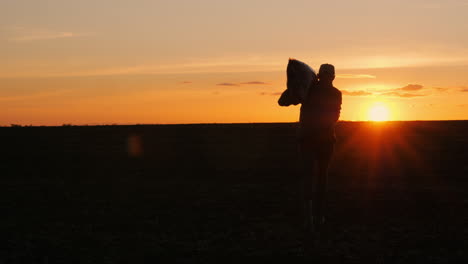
[298,63,342,234]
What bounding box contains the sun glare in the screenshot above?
[368,102,390,121]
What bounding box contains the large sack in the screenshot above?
[278,58,317,106]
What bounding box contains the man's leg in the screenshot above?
[313,143,334,231]
[304,160,317,231]
[299,140,318,232]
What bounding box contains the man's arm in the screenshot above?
[319,90,341,127]
[331,91,342,122]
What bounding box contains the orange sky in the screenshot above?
[2,0,468,125]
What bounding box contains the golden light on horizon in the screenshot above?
[368,102,390,122]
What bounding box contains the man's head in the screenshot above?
[318,63,335,83]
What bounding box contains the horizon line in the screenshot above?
[2,119,468,127]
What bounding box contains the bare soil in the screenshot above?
[1,121,467,262]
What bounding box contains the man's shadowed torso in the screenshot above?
[299,82,342,144]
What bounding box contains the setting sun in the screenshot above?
[368,103,390,122]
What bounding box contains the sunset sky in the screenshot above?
[2,0,468,125]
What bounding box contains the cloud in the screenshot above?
[216,82,239,86]
[216,81,269,86]
[12,32,78,41]
[433,87,449,92]
[240,81,270,85]
[399,84,424,91]
[380,92,426,98]
[374,83,426,97]
[5,26,91,42]
[336,74,376,79]
[341,90,372,96]
[432,86,467,92]
[260,92,282,96]
[180,81,192,84]
[460,86,468,92]
[0,56,284,77]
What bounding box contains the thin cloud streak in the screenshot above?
[259,92,282,96]
[430,86,468,92]
[343,55,468,70]
[336,74,376,79]
[433,87,449,92]
[240,81,270,85]
[380,92,426,98]
[341,90,373,96]
[11,32,80,42]
[51,61,282,77]
[399,84,424,91]
[5,27,93,42]
[217,81,269,86]
[216,83,239,86]
[3,56,468,79]
[371,84,426,97]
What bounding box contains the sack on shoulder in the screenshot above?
[278,58,317,106]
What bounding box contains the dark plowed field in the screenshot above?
[1,121,467,262]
